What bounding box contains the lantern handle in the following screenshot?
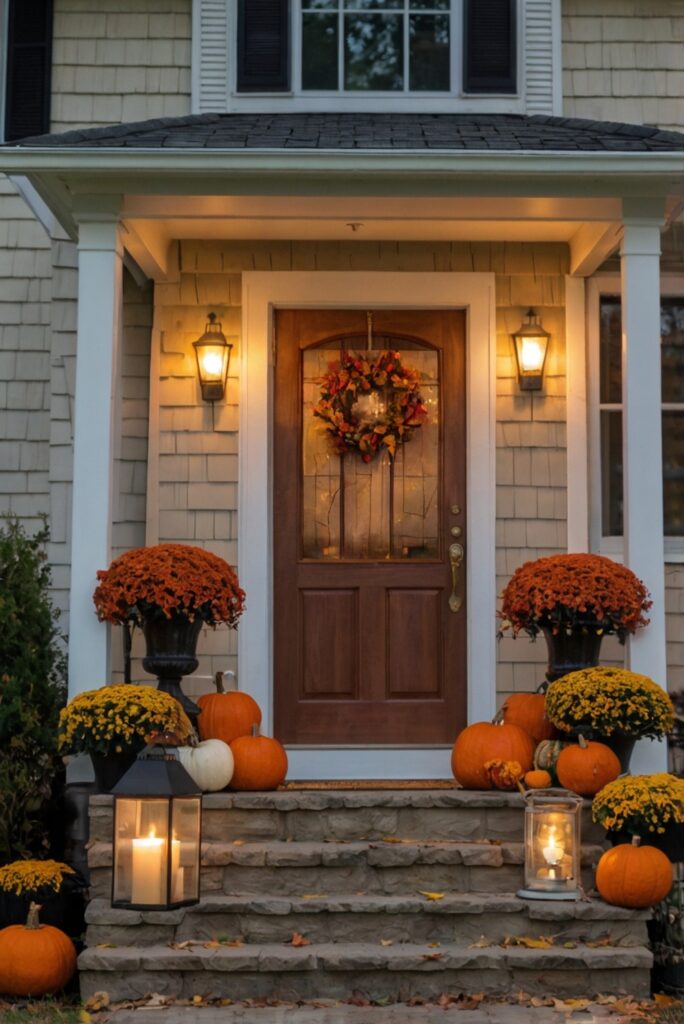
[522,787,583,806]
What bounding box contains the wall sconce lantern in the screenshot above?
[111,745,201,910]
[518,789,582,901]
[512,308,550,391]
[193,312,233,402]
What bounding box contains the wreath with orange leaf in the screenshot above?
[313,349,427,463]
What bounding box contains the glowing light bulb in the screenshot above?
[520,337,544,373]
[202,351,223,376]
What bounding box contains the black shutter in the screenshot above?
[237,0,290,92]
[4,0,53,140]
[464,0,516,94]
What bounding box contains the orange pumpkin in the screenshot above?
[0,903,76,996]
[451,722,534,790]
[198,671,262,745]
[555,735,620,797]
[596,836,673,909]
[500,692,557,745]
[230,725,288,791]
[524,769,552,789]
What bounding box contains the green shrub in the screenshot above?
[0,517,67,862]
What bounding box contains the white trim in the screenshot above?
[0,0,7,142]
[565,275,588,551]
[240,271,496,780]
[550,0,562,116]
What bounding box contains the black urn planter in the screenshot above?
[142,612,203,719]
[652,961,684,997]
[542,624,604,683]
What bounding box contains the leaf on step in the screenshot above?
[380,938,394,946]
[142,993,170,1008]
[421,952,444,961]
[469,936,493,948]
[417,890,445,901]
[427,942,441,948]
[562,941,577,948]
[78,1011,92,1023]
[372,996,392,1006]
[289,932,311,947]
[381,836,404,843]
[406,996,426,1006]
[192,995,204,1005]
[95,943,117,948]
[503,934,554,949]
[585,934,614,947]
[302,893,326,900]
[232,839,244,846]
[84,992,110,1012]
[530,996,553,1007]
[170,940,198,950]
[348,995,371,1007]
[220,998,233,1006]
[654,993,677,1006]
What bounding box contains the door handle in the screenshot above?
[448,542,464,613]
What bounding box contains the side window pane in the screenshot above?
[599,297,622,404]
[344,13,403,90]
[661,300,684,403]
[663,412,684,536]
[600,409,623,537]
[302,13,339,89]
[409,14,450,91]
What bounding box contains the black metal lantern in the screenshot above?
[193,312,233,402]
[111,745,201,910]
[512,308,550,391]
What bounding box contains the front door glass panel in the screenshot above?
[301,334,440,560]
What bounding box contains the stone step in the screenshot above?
[88,839,604,898]
[89,791,605,845]
[78,940,652,1003]
[85,893,649,949]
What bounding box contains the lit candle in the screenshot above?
[541,826,565,880]
[131,831,165,905]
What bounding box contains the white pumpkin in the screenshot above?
[177,739,234,792]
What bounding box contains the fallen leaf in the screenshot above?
[503,934,554,949]
[192,995,204,1005]
[232,839,244,846]
[421,952,444,961]
[654,993,676,1006]
[171,940,197,950]
[78,1012,92,1023]
[302,893,326,900]
[469,935,493,948]
[290,932,311,947]
[562,941,577,948]
[95,943,117,949]
[418,890,445,901]
[382,836,403,843]
[585,934,614,948]
[427,942,441,948]
[84,992,110,1013]
[380,939,394,946]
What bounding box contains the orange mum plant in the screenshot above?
[499,553,650,642]
[93,543,245,628]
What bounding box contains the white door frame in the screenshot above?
[239,271,497,779]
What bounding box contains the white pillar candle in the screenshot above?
[131,835,165,905]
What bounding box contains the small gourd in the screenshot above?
[230,725,288,791]
[555,735,620,797]
[198,671,262,745]
[596,836,673,909]
[0,903,76,996]
[534,738,571,778]
[177,738,234,792]
[524,769,552,789]
[484,759,524,791]
[451,722,534,790]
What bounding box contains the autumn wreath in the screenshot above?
[499,552,651,641]
[313,349,427,463]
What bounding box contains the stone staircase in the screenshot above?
[79,790,652,1002]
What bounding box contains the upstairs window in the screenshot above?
[236,0,518,98]
[3,0,52,141]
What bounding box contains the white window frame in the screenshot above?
[587,272,684,562]
[226,0,527,114]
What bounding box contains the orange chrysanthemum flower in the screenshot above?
[499,553,650,642]
[93,543,245,628]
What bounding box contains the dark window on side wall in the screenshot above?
[237,0,290,92]
[463,0,516,94]
[4,0,53,141]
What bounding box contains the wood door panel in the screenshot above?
[301,589,358,699]
[386,589,442,698]
[274,308,467,747]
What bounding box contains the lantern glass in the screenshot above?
[193,313,233,402]
[512,309,550,391]
[519,790,582,901]
[111,747,201,910]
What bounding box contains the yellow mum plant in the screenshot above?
[58,684,193,757]
[0,860,74,898]
[545,667,674,739]
[592,773,684,837]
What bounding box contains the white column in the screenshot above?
[67,220,123,699]
[565,275,589,552]
[620,197,668,774]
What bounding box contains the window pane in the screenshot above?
[344,0,403,8]
[303,1,337,8]
[664,412,684,536]
[345,13,403,89]
[600,409,623,536]
[661,299,684,403]
[411,0,449,8]
[410,14,449,90]
[302,13,339,89]
[599,296,622,404]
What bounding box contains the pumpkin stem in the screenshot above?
[214,671,225,694]
[632,835,642,848]
[251,724,260,738]
[578,734,588,749]
[493,708,505,725]
[26,902,43,930]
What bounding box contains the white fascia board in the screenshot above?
[0,147,683,179]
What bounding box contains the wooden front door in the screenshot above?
[274,309,466,746]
